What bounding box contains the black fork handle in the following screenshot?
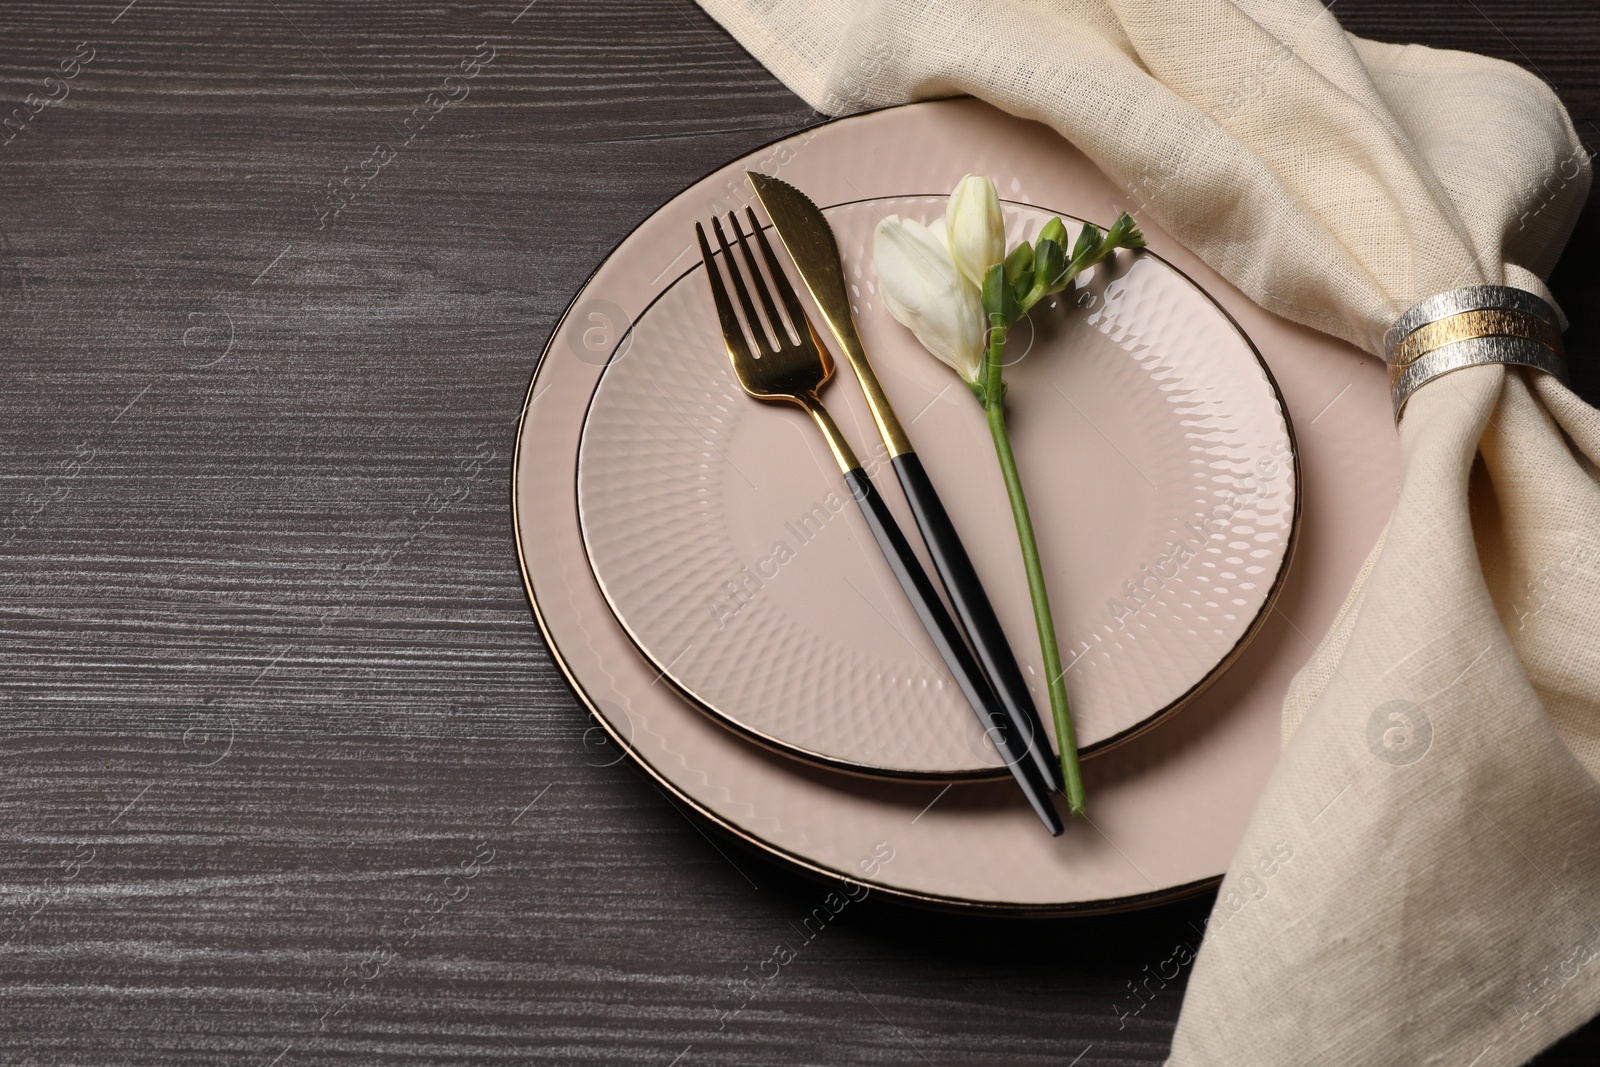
[891,452,1063,793]
[842,466,1062,836]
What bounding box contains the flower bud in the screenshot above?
[945,174,1005,290]
[1003,241,1034,287]
[1037,217,1068,248]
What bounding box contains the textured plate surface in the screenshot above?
[577,197,1296,776]
[514,100,1397,911]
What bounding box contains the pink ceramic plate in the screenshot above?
[577,198,1296,777]
[515,100,1397,911]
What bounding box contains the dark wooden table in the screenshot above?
[2,2,1596,1063]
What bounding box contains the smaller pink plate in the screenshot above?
[575,196,1296,779]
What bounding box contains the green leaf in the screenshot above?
[1038,217,1068,248]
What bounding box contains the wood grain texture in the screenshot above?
[0,1,1595,1063]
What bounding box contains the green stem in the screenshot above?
[983,322,1086,816]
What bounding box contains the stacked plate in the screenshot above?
[514,100,1397,913]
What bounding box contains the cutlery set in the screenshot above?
[696,174,1066,834]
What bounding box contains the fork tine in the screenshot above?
[728,211,790,347]
[710,216,773,357]
[745,207,809,334]
[696,222,753,370]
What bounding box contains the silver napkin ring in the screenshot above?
[1384,286,1567,419]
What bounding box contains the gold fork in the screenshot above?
[695,209,1062,836]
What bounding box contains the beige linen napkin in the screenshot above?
[692,0,1600,1063]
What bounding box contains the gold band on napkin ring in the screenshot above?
[1385,286,1566,419]
[1389,309,1563,369]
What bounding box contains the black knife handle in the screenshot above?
[891,452,1063,793]
[842,466,1062,836]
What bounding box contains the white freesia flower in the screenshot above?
[866,178,1144,818]
[945,174,1005,290]
[872,214,986,384]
